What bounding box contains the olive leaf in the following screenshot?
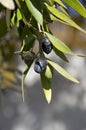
[49,14,69,24]
[64,0,86,18]
[22,61,33,101]
[53,47,69,62]
[45,3,86,34]
[41,69,52,103]
[48,60,79,83]
[54,0,67,9]
[45,64,53,79]
[45,32,74,55]
[25,0,43,25]
[40,64,53,103]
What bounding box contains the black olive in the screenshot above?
[42,36,53,54]
[34,58,47,73]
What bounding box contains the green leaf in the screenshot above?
[11,11,16,26]
[41,72,52,103]
[59,6,69,16]
[45,32,74,55]
[16,9,23,27]
[54,0,67,9]
[18,0,31,21]
[48,60,79,83]
[17,9,22,21]
[45,3,86,34]
[22,61,33,101]
[50,14,69,24]
[25,0,43,25]
[45,64,53,79]
[53,47,69,62]
[64,0,86,18]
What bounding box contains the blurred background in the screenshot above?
[0,1,86,130]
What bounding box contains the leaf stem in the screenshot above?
[21,65,29,102]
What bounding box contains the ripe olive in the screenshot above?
[34,58,47,73]
[42,36,53,54]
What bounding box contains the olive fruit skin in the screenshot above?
[42,37,53,54]
[34,58,47,73]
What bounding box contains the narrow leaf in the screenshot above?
[22,66,29,102]
[25,0,43,25]
[64,0,86,18]
[54,0,67,9]
[17,9,22,21]
[59,6,69,16]
[48,60,79,83]
[50,14,69,25]
[45,64,53,79]
[53,47,69,62]
[45,32,74,55]
[41,71,52,103]
[45,4,86,34]
[22,61,33,101]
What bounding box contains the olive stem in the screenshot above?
[37,24,45,58]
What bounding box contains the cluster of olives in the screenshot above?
[22,36,53,74]
[34,36,53,73]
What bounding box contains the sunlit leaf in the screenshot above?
[45,64,53,79]
[64,0,86,18]
[25,0,43,25]
[41,71,52,103]
[11,11,16,26]
[45,32,74,55]
[54,0,67,9]
[50,14,69,24]
[48,60,79,83]
[45,3,86,34]
[17,9,22,21]
[59,6,69,16]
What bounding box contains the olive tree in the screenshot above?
[0,0,86,103]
